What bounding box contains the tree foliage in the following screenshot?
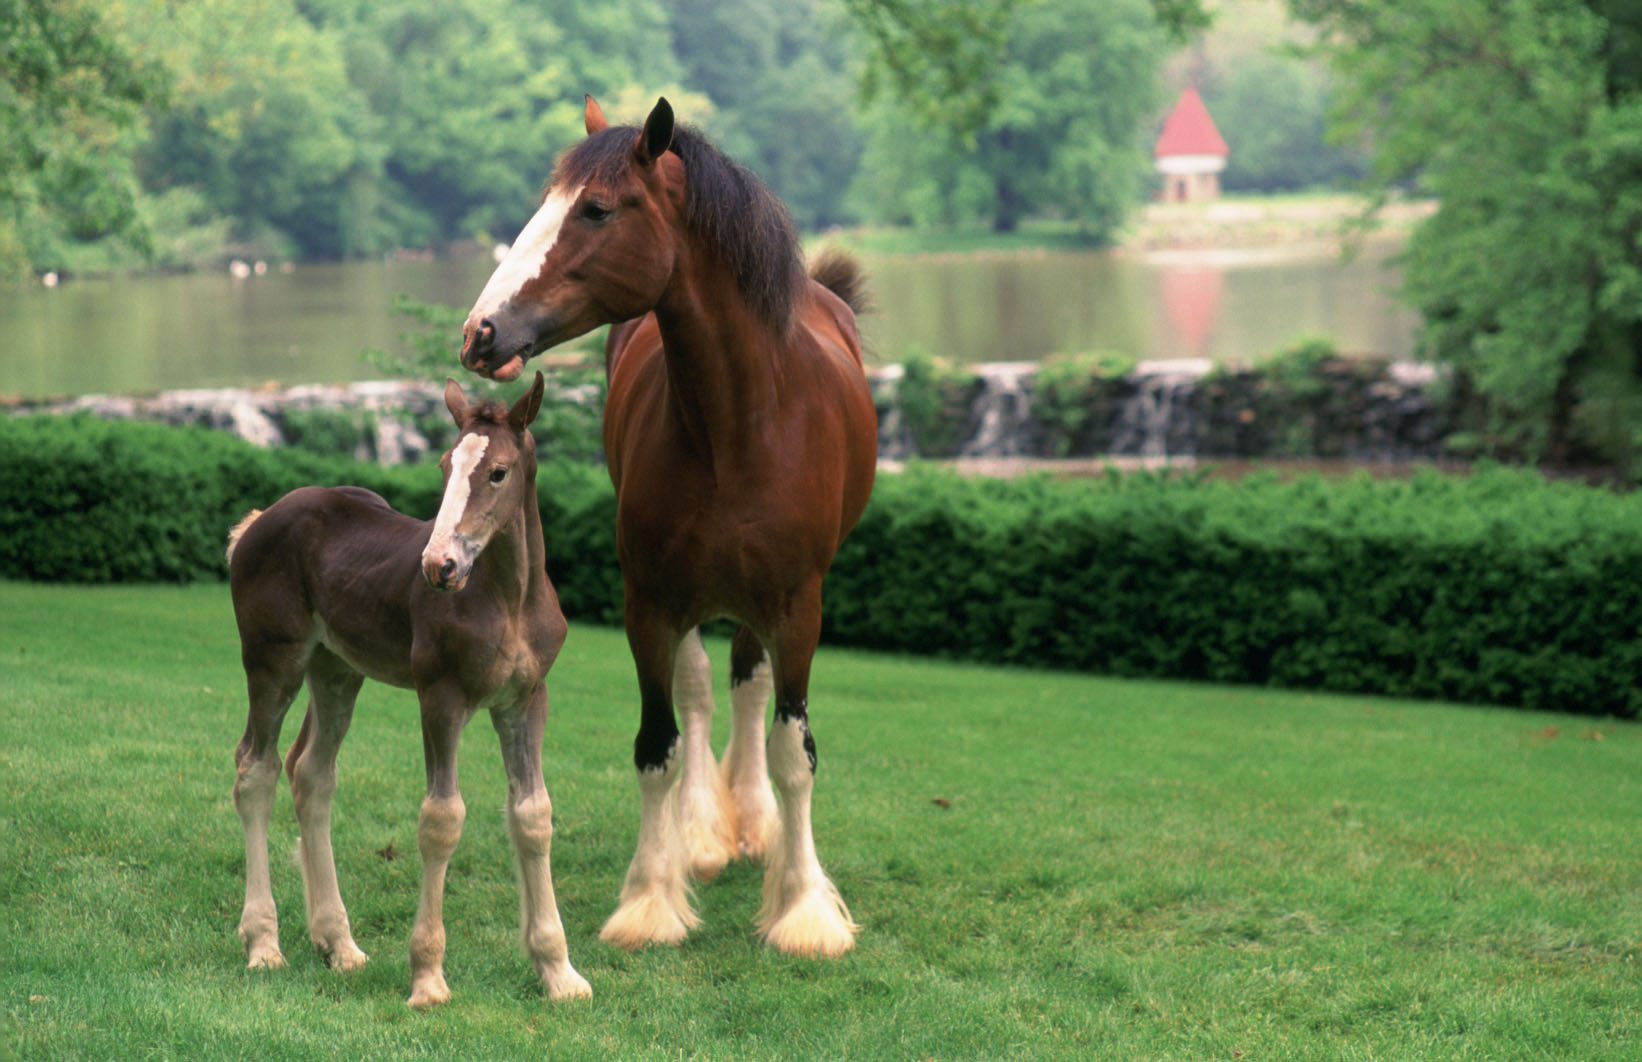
[0,0,158,276]
[8,0,1332,274]
[852,0,1168,234]
[1295,0,1642,468]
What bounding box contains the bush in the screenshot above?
[8,414,1642,717]
[827,463,1642,718]
[0,414,440,582]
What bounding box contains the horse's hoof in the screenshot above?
[731,806,780,864]
[245,948,286,971]
[323,941,369,972]
[545,964,593,1001]
[759,886,857,958]
[599,890,696,950]
[687,844,733,882]
[407,973,451,1009]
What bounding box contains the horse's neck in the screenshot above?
[472,494,544,607]
[653,255,786,460]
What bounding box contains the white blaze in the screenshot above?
[423,434,489,572]
[469,184,582,321]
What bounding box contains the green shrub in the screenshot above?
[0,414,439,582]
[896,349,978,456]
[826,463,1642,718]
[1031,350,1136,456]
[8,415,1642,717]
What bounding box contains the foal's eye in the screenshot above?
[579,201,612,223]
[489,467,508,484]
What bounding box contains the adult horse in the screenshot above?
[227,374,591,1006]
[459,97,877,956]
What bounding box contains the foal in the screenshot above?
[227,373,590,1006]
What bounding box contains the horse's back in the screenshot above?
[229,486,426,668]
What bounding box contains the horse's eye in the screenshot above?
[580,202,611,223]
[489,467,508,484]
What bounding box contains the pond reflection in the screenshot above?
[0,243,1417,399]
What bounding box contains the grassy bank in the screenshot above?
[5,582,1640,1058]
[819,193,1435,259]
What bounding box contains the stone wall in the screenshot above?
[874,358,1461,463]
[13,357,1461,466]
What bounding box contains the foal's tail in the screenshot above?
[225,509,264,566]
[809,247,869,317]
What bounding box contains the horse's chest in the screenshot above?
[415,606,563,701]
[619,493,816,613]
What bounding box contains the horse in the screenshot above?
[226,373,592,1006]
[458,96,878,956]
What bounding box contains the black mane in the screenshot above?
[553,124,805,331]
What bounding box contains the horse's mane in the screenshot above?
[460,400,512,428]
[553,124,806,331]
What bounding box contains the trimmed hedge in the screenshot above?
[6,414,1641,717]
[826,467,1642,717]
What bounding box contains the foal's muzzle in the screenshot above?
[421,539,478,592]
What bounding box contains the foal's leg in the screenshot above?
[758,587,857,956]
[407,684,470,1008]
[285,646,368,972]
[673,627,737,880]
[233,649,306,970]
[721,625,780,861]
[493,685,591,1000]
[601,611,698,948]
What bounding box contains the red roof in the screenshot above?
[1154,87,1228,158]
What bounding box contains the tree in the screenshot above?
[668,0,861,228]
[110,0,375,260]
[0,0,158,276]
[1293,0,1642,467]
[851,0,1168,234]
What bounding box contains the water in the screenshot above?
[0,244,1415,399]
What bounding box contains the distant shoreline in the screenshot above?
[822,194,1435,260]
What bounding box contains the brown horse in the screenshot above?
[459,97,877,956]
[226,373,592,1006]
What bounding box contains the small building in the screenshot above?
[1154,87,1229,202]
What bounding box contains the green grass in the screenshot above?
[4,581,1641,1059]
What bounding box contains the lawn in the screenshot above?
[3,581,1640,1059]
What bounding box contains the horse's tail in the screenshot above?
[225,509,263,566]
[809,247,869,317]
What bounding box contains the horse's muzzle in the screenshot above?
[460,316,526,382]
[421,551,472,593]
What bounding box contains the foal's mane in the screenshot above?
[553,124,806,331]
[459,400,513,429]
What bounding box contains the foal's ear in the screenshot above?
[584,95,608,135]
[443,377,470,426]
[508,371,545,432]
[635,97,674,166]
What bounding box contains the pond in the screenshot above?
[0,242,1415,399]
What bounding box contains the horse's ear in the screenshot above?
[443,377,469,426]
[509,371,545,432]
[635,97,673,166]
[584,95,608,135]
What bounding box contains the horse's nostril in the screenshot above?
[477,320,496,346]
[440,559,456,582]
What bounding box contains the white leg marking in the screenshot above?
[507,788,591,1000]
[601,743,699,949]
[721,657,779,861]
[469,185,583,321]
[407,794,465,1008]
[290,748,368,972]
[673,629,737,880]
[758,716,857,957]
[235,755,286,969]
